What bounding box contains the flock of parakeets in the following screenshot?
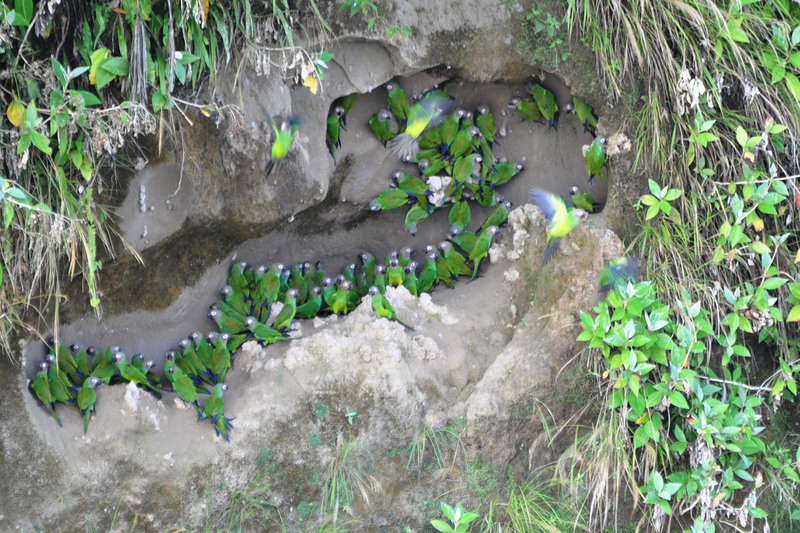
[29,77,628,442]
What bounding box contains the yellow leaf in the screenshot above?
[6,98,24,127]
[200,0,209,25]
[635,411,650,425]
[794,248,800,263]
[89,48,110,85]
[303,75,318,95]
[752,217,764,232]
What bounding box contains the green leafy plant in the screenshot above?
[430,502,479,533]
[637,179,683,222]
[340,0,412,41]
[321,438,381,522]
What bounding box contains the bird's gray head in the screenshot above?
[342,280,353,291]
[287,288,299,300]
[514,163,524,172]
[463,111,473,121]
[311,286,323,297]
[402,246,413,258]
[405,262,418,274]
[345,263,356,274]
[575,209,589,221]
[477,104,489,116]
[378,109,391,121]
[569,186,580,196]
[360,252,373,265]
[134,353,144,363]
[474,154,483,164]
[46,354,56,365]
[321,277,333,288]
[468,126,480,137]
[563,102,574,113]
[238,261,248,271]
[428,251,439,262]
[256,265,267,276]
[376,265,387,275]
[244,316,256,328]
[221,285,233,298]
[37,361,48,373]
[488,226,500,236]
[112,352,124,363]
[333,106,345,118]
[597,136,607,145]
[303,262,313,274]
[178,339,190,350]
[503,200,513,210]
[219,333,231,344]
[89,377,100,387]
[438,241,451,253]
[168,365,177,375]
[418,159,429,172]
[368,286,380,297]
[220,384,229,392]
[206,332,218,344]
[111,345,122,353]
[508,96,521,108]
[389,258,400,268]
[191,332,203,343]
[385,82,395,92]
[208,309,220,321]
[165,351,176,361]
[145,361,156,371]
[449,224,462,236]
[369,200,381,212]
[69,343,81,354]
[391,169,404,181]
[87,347,97,357]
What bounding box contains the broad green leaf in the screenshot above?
[29,130,52,155]
[51,56,67,87]
[669,391,689,409]
[14,0,33,25]
[89,48,110,85]
[787,305,800,322]
[763,277,787,290]
[793,25,800,46]
[70,90,101,107]
[728,18,749,42]
[663,189,682,201]
[773,24,790,52]
[785,72,800,103]
[430,519,452,533]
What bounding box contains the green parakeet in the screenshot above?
[369,109,395,146]
[449,200,471,236]
[244,316,289,346]
[469,226,500,280]
[77,376,100,434]
[166,365,205,421]
[385,81,410,129]
[527,83,559,128]
[510,96,540,123]
[598,257,639,293]
[369,286,413,330]
[390,92,451,161]
[403,262,419,296]
[528,186,588,265]
[569,95,598,135]
[585,137,607,185]
[480,201,513,233]
[30,362,62,426]
[404,203,430,236]
[295,286,323,319]
[370,188,410,211]
[475,104,496,146]
[326,105,344,164]
[386,258,405,287]
[569,186,599,212]
[203,383,234,442]
[272,288,299,331]
[333,93,359,129]
[265,114,299,176]
[360,252,377,287]
[417,252,438,294]
[113,352,162,397]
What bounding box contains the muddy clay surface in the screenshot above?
[8,74,619,531]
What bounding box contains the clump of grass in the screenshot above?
[405,417,465,476]
[321,437,382,523]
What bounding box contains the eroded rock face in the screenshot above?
[5,1,644,529]
[8,204,624,530]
